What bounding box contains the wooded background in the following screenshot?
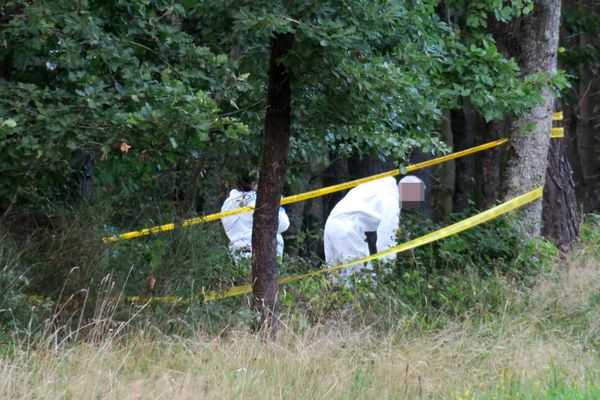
[0,1,598,331]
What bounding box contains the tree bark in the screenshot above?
[503,0,561,238]
[72,151,95,203]
[452,99,480,212]
[476,119,507,209]
[542,138,580,250]
[251,32,294,339]
[432,115,455,219]
[575,0,600,211]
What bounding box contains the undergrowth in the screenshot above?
[0,209,594,343]
[0,212,598,398]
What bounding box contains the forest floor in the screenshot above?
[1,237,599,399]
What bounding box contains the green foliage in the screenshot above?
[560,7,600,101]
[0,0,250,210]
[442,38,546,121]
[0,0,569,340]
[1,0,553,217]
[446,0,534,29]
[372,213,556,324]
[191,0,548,168]
[278,211,560,331]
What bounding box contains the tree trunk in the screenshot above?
[72,151,95,203]
[347,153,394,180]
[503,0,561,238]
[251,32,294,339]
[322,154,349,219]
[576,0,600,211]
[476,119,507,209]
[282,169,311,258]
[542,138,580,250]
[452,99,480,212]
[432,115,455,219]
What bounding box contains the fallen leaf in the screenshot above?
[120,142,131,153]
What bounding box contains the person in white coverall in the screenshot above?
[221,175,290,262]
[324,176,401,281]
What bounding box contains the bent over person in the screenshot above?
[324,176,401,281]
[221,174,290,262]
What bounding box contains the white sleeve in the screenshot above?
[278,207,290,234]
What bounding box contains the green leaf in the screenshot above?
[1,119,17,129]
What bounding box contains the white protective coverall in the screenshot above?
[221,189,290,261]
[324,177,400,279]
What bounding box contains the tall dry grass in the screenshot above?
[1,252,599,399]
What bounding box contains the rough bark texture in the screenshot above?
[503,0,561,238]
[542,139,581,250]
[251,32,294,339]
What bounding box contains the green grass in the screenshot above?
[0,218,598,399]
[1,247,599,399]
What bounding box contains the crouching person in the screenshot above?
[221,173,290,263]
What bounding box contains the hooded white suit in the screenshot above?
[221,189,290,261]
[324,177,400,279]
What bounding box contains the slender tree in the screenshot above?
[252,33,294,337]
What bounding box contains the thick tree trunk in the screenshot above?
[251,32,294,339]
[576,1,600,211]
[542,139,580,250]
[503,0,561,238]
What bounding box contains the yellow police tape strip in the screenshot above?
[550,127,564,138]
[102,138,510,243]
[103,113,564,244]
[125,187,542,304]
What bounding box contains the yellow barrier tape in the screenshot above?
[104,115,562,244]
[550,127,564,138]
[103,138,509,243]
[127,187,541,304]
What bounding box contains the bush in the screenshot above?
[278,210,559,331]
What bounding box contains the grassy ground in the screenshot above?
[1,243,599,400]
